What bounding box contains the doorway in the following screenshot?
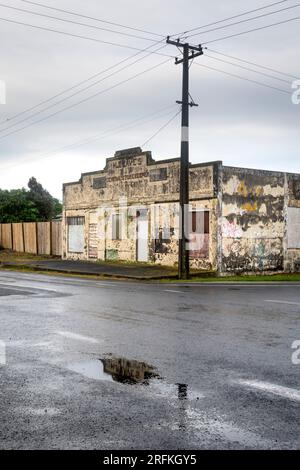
[136,210,148,262]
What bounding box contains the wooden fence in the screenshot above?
[0,221,61,256]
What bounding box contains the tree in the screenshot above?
[0,188,39,223]
[0,178,62,223]
[27,177,56,220]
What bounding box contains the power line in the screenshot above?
[1,39,165,125]
[0,58,172,141]
[195,62,291,94]
[206,48,300,80]
[39,106,178,159]
[186,2,300,39]
[141,109,181,147]
[0,16,172,56]
[0,43,168,133]
[203,53,291,84]
[172,0,289,37]
[0,3,159,43]
[0,104,178,170]
[20,0,165,38]
[202,15,300,44]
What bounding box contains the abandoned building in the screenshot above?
[62,146,300,274]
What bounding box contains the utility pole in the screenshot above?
[166,37,203,279]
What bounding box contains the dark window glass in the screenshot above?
[67,216,84,226]
[189,211,209,234]
[93,177,106,189]
[149,168,168,182]
[112,214,121,240]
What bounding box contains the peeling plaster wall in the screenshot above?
[62,150,300,273]
[221,167,285,273]
[285,173,300,272]
[150,200,218,270]
[62,147,220,269]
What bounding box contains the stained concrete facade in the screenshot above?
[62,147,300,274]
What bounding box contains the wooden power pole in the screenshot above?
[166,37,203,279]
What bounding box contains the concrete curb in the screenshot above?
[1,263,300,284]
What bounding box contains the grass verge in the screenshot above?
[161,273,300,283]
[0,249,54,264]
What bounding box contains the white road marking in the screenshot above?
[164,289,184,294]
[186,408,274,448]
[0,340,6,365]
[16,406,62,416]
[55,331,100,344]
[237,379,300,402]
[265,300,300,306]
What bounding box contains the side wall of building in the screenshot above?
[221,167,285,273]
[221,167,300,274]
[285,173,300,272]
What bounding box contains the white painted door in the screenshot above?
[137,211,148,262]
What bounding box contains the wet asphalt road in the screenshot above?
[0,270,299,450]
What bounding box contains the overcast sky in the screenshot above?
[0,0,299,199]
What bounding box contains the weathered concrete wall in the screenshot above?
[285,173,300,272]
[62,148,300,273]
[63,148,218,208]
[149,200,218,270]
[221,167,285,273]
[63,148,220,269]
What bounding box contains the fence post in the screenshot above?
[11,223,13,251]
[49,220,53,256]
[21,222,25,253]
[35,222,39,255]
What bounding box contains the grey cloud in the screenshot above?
[0,0,299,198]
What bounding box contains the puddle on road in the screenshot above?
[67,355,201,402]
[102,356,159,384]
[67,359,114,382]
[67,356,158,385]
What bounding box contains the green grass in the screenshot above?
[161,273,300,283]
[1,249,300,283]
[0,249,53,264]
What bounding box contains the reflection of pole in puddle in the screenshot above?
[176,383,188,431]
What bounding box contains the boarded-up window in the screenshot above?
[93,177,106,189]
[188,210,209,259]
[287,207,300,248]
[67,217,84,253]
[88,224,98,258]
[189,211,209,234]
[149,168,167,182]
[112,214,121,240]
